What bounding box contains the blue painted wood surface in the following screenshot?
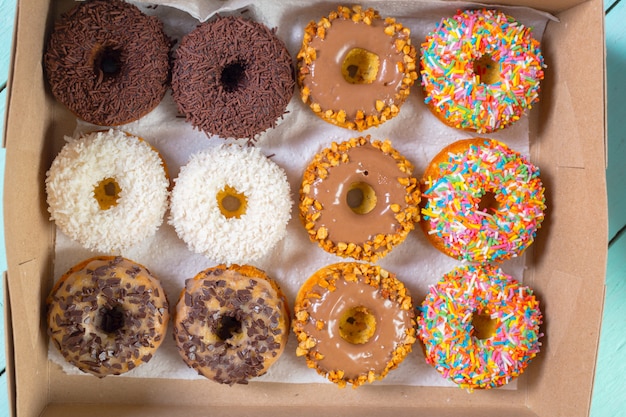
[0,1,622,416]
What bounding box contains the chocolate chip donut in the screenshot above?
[47,256,170,377]
[44,0,171,126]
[173,264,290,385]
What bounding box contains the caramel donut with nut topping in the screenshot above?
[293,262,416,388]
[46,256,170,377]
[173,264,290,385]
[297,5,418,130]
[299,136,421,262]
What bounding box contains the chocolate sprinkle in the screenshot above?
[47,256,170,377]
[44,0,172,126]
[174,269,288,385]
[171,15,295,140]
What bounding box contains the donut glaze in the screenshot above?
[293,262,416,388]
[47,256,169,377]
[421,138,546,263]
[297,5,417,130]
[417,264,543,390]
[300,136,420,262]
[44,0,171,126]
[173,264,290,384]
[420,9,545,133]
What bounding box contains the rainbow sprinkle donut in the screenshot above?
[420,9,545,133]
[417,264,543,391]
[421,138,546,263]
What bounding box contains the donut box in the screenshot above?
[2,0,606,416]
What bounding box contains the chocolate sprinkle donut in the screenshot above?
[173,264,290,385]
[44,0,171,126]
[46,256,170,377]
[171,15,295,140]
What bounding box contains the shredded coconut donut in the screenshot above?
[45,129,169,252]
[420,9,545,133]
[417,264,543,391]
[169,144,292,264]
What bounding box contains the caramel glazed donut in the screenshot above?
[47,256,170,377]
[44,0,171,126]
[174,264,290,385]
[418,264,543,391]
[300,136,421,262]
[297,5,418,130]
[293,262,416,388]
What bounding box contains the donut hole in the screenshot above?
[93,46,123,79]
[471,312,498,340]
[339,306,377,345]
[217,185,248,219]
[220,61,248,92]
[473,54,501,85]
[342,48,380,84]
[346,182,377,215]
[477,191,500,214]
[98,305,125,334]
[94,177,121,210]
[215,314,243,342]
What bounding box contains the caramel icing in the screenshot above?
[301,275,413,379]
[309,142,408,244]
[303,18,406,118]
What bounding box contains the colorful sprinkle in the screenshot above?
[420,9,545,133]
[421,138,546,264]
[417,264,543,391]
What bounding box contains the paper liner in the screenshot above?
[48,0,554,388]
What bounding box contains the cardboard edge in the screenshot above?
[525,1,608,414]
[3,272,16,417]
[37,403,542,417]
[602,9,608,169]
[3,0,58,415]
[1,0,19,150]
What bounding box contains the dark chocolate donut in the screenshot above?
[44,0,171,126]
[171,15,295,140]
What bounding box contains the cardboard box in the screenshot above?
[3,0,607,416]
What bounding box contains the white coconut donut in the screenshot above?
[169,144,292,264]
[45,129,170,252]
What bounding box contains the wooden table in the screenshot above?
[0,0,622,415]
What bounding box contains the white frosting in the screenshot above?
[169,144,292,264]
[46,129,169,252]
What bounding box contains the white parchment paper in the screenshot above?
[49,0,555,388]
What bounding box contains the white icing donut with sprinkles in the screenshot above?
[420,138,546,264]
[420,9,545,133]
[417,264,543,391]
